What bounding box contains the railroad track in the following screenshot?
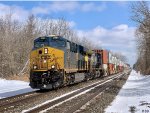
[64,73,127,113]
[0,90,43,112]
[0,70,130,113]
[23,72,127,113]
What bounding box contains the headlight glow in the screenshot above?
[43,60,46,63]
[33,65,37,69]
[51,65,55,68]
[44,48,48,54]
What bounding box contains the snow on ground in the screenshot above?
[105,70,150,113]
[0,78,35,99]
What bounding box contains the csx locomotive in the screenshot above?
[29,35,125,89]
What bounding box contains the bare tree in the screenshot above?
[113,52,128,63]
[0,11,127,79]
[131,1,150,74]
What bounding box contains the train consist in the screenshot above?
[29,35,129,89]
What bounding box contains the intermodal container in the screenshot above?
[102,50,108,64]
[93,49,108,64]
[108,63,114,75]
[108,52,115,64]
[119,66,123,72]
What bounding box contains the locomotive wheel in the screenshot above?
[84,73,90,81]
[100,70,104,77]
[97,71,100,78]
[70,74,75,84]
[105,71,109,76]
[52,78,64,89]
[52,81,60,89]
[52,72,64,89]
[66,73,75,85]
[91,72,96,79]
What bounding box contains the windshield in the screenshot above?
[34,37,48,49]
[33,36,66,49]
[50,37,66,47]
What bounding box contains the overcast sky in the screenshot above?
[0,1,137,66]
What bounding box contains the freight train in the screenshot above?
[29,35,128,89]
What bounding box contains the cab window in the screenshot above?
[50,36,66,48]
[34,37,48,49]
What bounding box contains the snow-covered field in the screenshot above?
[105,70,150,113]
[0,78,35,99]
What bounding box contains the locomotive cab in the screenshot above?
[30,36,66,89]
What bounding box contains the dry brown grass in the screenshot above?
[6,74,29,82]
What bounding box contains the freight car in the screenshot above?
[29,35,126,90]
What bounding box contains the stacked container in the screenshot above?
[101,50,109,76]
[116,59,120,73]
[114,57,117,74]
[119,61,123,72]
[92,49,109,76]
[108,52,114,75]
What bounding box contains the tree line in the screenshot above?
[0,12,127,78]
[131,1,150,74]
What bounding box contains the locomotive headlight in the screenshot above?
[33,65,37,69]
[43,60,46,63]
[44,48,48,54]
[51,65,55,69]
